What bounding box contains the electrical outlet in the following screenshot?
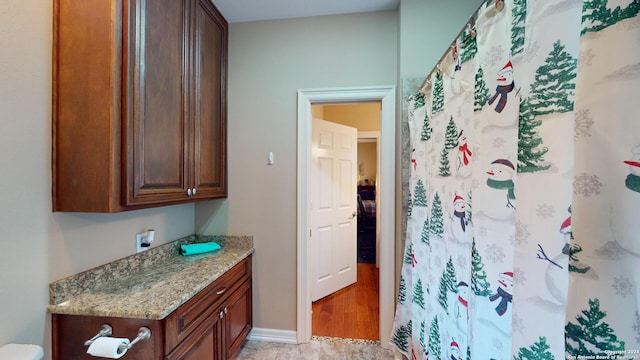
[136,230,155,253]
[136,233,146,253]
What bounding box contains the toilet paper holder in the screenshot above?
[84,324,152,351]
[84,324,113,346]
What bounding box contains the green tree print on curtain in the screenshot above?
[471,239,492,296]
[391,320,412,353]
[474,66,490,112]
[404,244,414,265]
[421,219,430,246]
[438,272,449,313]
[445,257,458,293]
[511,0,526,56]
[518,97,550,173]
[420,320,427,356]
[429,317,441,359]
[413,278,426,309]
[459,26,477,63]
[413,92,426,110]
[582,0,612,34]
[529,40,577,116]
[439,147,452,177]
[444,116,460,150]
[398,274,407,303]
[582,0,640,35]
[514,336,554,360]
[466,191,473,223]
[421,111,432,141]
[569,242,591,274]
[430,193,445,237]
[565,298,626,356]
[414,179,428,206]
[432,73,444,114]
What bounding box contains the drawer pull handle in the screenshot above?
[216,288,227,295]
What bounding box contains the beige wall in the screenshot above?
[196,11,398,331]
[315,103,381,132]
[311,105,324,119]
[1,1,195,357]
[358,142,378,185]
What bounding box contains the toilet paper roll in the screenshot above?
[87,337,130,359]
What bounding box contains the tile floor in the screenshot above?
[235,336,395,360]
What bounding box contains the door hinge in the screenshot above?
[310,229,312,237]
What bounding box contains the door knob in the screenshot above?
[349,211,357,219]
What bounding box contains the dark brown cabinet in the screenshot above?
[53,0,227,212]
[167,280,251,360]
[221,280,252,359]
[166,325,218,360]
[52,256,252,360]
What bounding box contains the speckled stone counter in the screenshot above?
[48,235,253,320]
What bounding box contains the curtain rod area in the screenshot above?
[418,0,502,95]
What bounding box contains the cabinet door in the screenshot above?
[223,280,252,359]
[165,321,219,360]
[124,0,191,207]
[190,0,227,199]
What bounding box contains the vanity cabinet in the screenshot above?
[166,280,251,360]
[165,256,252,360]
[52,256,252,360]
[53,0,227,212]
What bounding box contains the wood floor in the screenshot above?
[312,263,380,340]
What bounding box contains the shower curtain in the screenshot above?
[392,0,640,359]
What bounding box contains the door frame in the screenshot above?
[296,86,396,348]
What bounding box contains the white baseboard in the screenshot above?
[247,328,298,344]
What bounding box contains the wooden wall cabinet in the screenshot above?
[53,0,227,212]
[52,256,252,360]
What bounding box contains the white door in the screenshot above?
[310,118,358,302]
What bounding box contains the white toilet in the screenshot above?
[0,344,44,360]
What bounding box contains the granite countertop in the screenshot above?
[48,235,254,320]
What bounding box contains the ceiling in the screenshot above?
[210,0,400,23]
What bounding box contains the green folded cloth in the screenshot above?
[180,241,221,256]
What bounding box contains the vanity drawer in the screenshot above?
[165,257,251,353]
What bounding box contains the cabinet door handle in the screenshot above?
[219,311,224,319]
[224,307,228,314]
[216,288,227,295]
[192,187,197,196]
[187,188,192,197]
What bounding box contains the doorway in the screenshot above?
[296,86,395,348]
[310,104,379,340]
